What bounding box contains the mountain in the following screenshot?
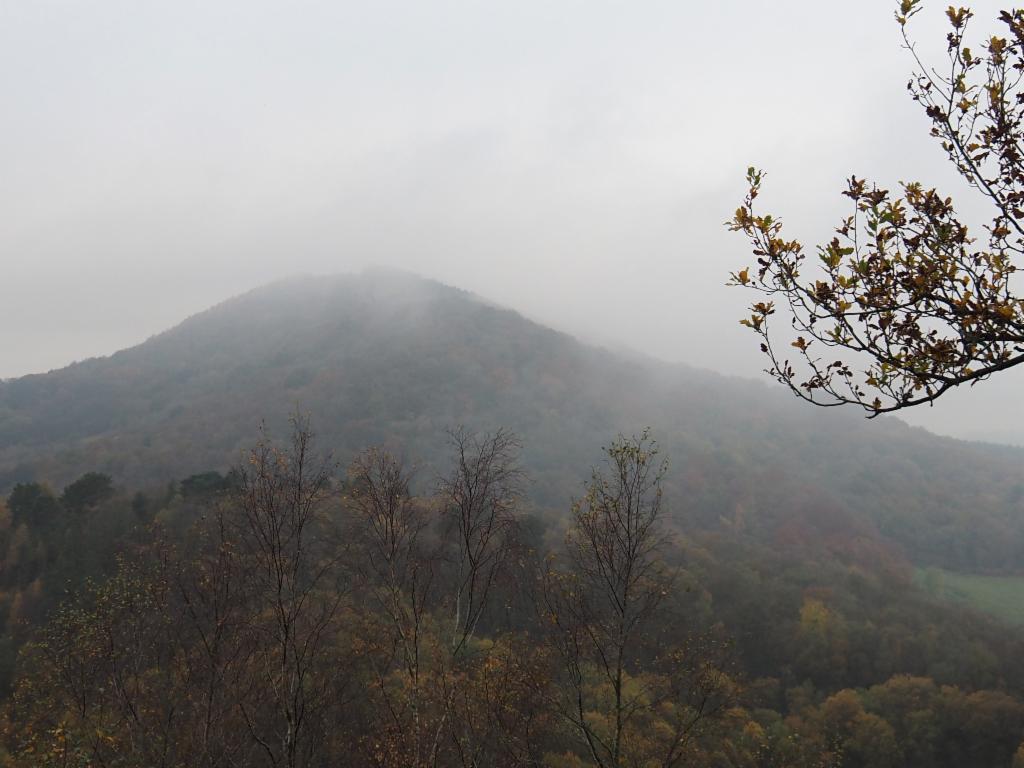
[8,271,1024,767]
[2,269,1023,575]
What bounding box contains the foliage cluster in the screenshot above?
[730,2,1024,414]
[3,424,1024,766]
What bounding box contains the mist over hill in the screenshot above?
[6,271,1024,766]
[1,270,1022,576]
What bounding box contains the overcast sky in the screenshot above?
[2,0,1022,444]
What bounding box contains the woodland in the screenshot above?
[6,0,1024,764]
[0,265,1022,766]
[3,417,1024,768]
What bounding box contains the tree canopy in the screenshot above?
[730,2,1024,415]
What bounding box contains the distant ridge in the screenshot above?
[1,269,1022,574]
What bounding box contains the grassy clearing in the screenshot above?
[915,567,1024,626]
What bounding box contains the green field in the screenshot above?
[915,567,1024,626]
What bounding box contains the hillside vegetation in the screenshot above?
[3,272,1024,766]
[2,272,1022,574]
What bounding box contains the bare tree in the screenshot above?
[172,505,262,767]
[347,448,438,766]
[6,419,352,768]
[437,427,525,766]
[230,416,347,768]
[542,430,731,768]
[438,427,523,657]
[347,432,532,768]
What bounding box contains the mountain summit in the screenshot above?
[1,270,1022,574]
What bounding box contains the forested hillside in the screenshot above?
[3,272,1024,766]
[1,271,1022,573]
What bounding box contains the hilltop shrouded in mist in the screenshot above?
[2,270,1022,575]
[3,0,1023,446]
[6,0,1024,763]
[4,271,1024,766]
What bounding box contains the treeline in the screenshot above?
[3,422,1024,766]
[0,470,136,688]
[0,467,246,687]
